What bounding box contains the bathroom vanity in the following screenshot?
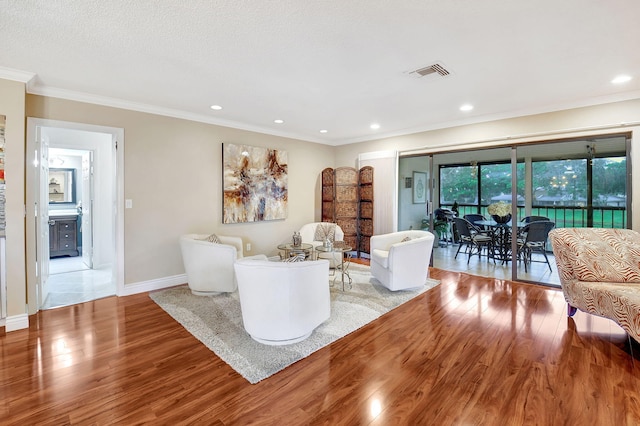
[49,214,79,258]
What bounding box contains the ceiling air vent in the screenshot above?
[408,62,451,79]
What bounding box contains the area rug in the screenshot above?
[149,264,440,384]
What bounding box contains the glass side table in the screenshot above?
[315,244,352,290]
[277,243,313,260]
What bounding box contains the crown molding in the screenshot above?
[0,66,36,84]
[27,84,329,145]
[23,79,640,148]
[337,90,640,145]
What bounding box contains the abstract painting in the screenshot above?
[222,143,288,223]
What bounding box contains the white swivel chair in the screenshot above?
[370,230,435,291]
[298,222,345,267]
[234,258,330,345]
[179,234,266,295]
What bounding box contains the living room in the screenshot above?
[1,1,640,423]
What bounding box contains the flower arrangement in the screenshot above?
[487,201,512,218]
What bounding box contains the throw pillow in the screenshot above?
[200,233,221,244]
[401,236,412,242]
[282,253,305,262]
[313,223,336,243]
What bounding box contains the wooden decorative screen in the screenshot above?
[321,166,373,257]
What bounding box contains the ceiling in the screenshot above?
[2,0,639,146]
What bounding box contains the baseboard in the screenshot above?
[120,274,187,296]
[6,313,29,332]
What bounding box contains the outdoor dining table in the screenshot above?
[474,220,526,263]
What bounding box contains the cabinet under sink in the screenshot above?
[49,215,79,258]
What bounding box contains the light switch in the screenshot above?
[125,199,133,209]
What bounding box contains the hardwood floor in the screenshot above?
[2,268,639,425]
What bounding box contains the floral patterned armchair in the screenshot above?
[549,228,640,342]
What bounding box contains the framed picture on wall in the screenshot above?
[222,143,288,223]
[412,171,426,204]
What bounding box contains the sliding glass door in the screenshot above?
[431,147,515,278]
[397,133,630,286]
[515,135,629,285]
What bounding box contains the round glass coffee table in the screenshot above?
[315,244,352,290]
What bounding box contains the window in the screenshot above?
[531,156,626,228]
[439,162,525,215]
[532,159,585,207]
[480,162,524,207]
[439,164,477,205]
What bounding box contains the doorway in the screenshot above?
[45,147,113,308]
[26,118,124,313]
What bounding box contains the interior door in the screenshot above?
[36,127,50,307]
[81,151,94,268]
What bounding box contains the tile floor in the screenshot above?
[43,257,116,310]
[432,241,560,287]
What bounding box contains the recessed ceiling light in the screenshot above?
[210,105,223,110]
[611,75,632,84]
[274,119,284,124]
[320,129,328,134]
[370,123,380,130]
[460,104,474,112]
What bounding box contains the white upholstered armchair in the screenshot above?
[179,233,266,295]
[298,222,345,267]
[370,230,435,291]
[234,258,331,345]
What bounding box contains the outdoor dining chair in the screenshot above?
[517,221,556,272]
[521,215,550,223]
[452,217,493,264]
[463,214,491,233]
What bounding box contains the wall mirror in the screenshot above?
[49,168,76,204]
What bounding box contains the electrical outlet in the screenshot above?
[246,243,251,252]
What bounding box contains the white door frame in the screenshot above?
[26,118,124,314]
